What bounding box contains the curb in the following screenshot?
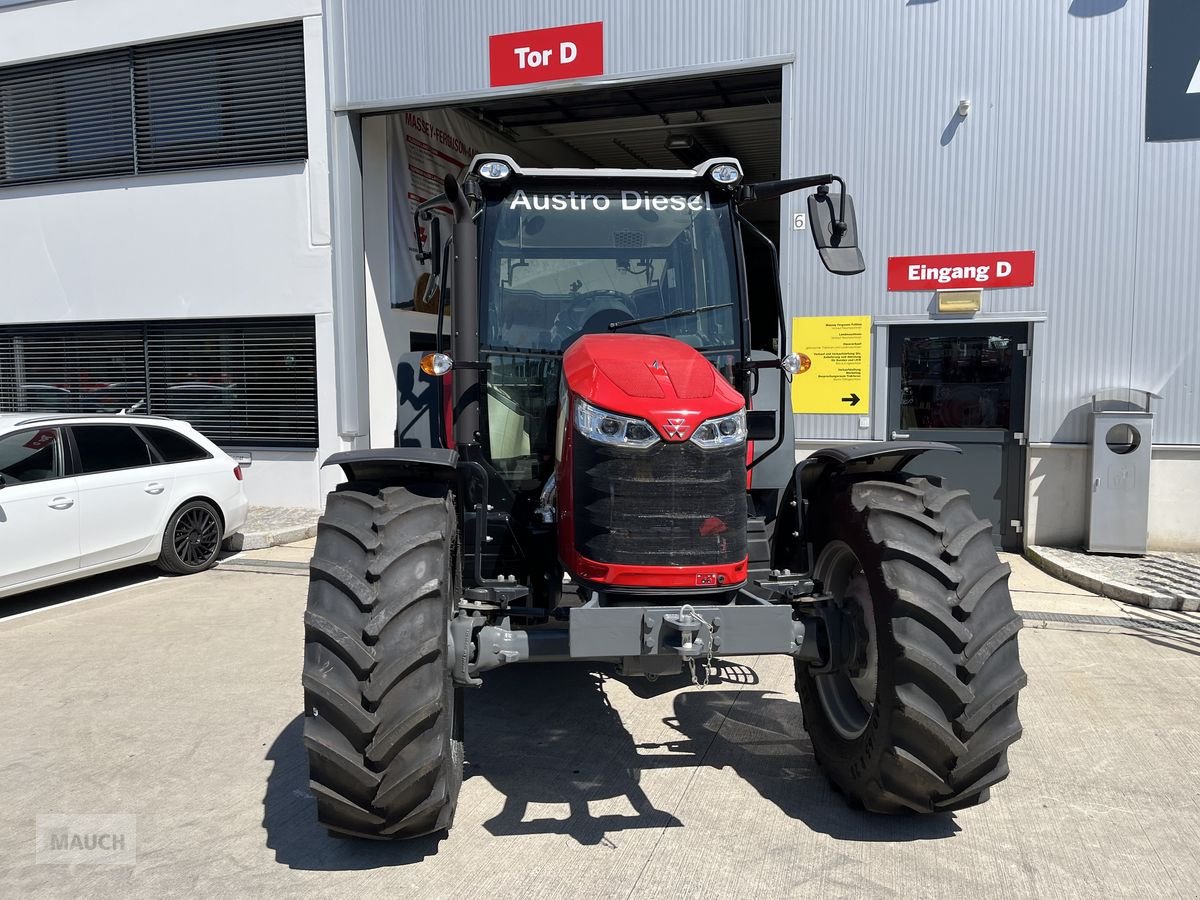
[223,524,319,552]
[1024,546,1191,612]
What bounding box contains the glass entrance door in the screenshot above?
[887,324,1028,550]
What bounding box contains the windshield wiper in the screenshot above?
[608,302,734,332]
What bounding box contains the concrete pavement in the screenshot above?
[1,554,1198,898]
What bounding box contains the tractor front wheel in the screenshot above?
[797,476,1026,813]
[302,481,463,839]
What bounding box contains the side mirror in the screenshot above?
[427,216,442,278]
[808,188,865,275]
[746,410,777,442]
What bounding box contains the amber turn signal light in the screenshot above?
[420,352,453,376]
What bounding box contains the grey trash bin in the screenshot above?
[1086,388,1159,555]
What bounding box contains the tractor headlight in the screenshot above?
[477,160,512,180]
[575,398,660,448]
[690,409,746,449]
[708,163,742,186]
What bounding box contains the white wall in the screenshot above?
[0,0,341,510]
[1146,449,1200,552]
[1025,446,1090,548]
[1024,445,1200,552]
[361,116,439,449]
[0,165,332,323]
[0,0,321,64]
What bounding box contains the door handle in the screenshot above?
[48,497,75,510]
[145,483,165,495]
[891,431,911,440]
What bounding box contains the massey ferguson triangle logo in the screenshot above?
[663,418,689,440]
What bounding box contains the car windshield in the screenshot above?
[476,186,742,488]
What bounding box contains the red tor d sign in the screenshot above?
[489,22,604,87]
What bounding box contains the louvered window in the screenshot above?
[0,22,306,188]
[0,317,318,449]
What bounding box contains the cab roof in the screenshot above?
[466,154,743,182]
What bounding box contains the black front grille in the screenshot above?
[573,437,747,566]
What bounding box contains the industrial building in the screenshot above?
[1,0,1197,550]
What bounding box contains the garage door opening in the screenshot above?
[360,68,785,446]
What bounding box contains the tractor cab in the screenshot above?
[416,156,862,487]
[478,176,743,492]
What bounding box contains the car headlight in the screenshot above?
[690,410,746,449]
[575,398,659,448]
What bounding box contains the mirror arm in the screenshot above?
[737,172,834,204]
[815,177,850,237]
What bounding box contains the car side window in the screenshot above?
[0,428,62,485]
[71,425,152,475]
[139,427,211,464]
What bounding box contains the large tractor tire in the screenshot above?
[797,476,1025,813]
[302,481,463,839]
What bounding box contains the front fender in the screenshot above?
[323,448,458,485]
[771,441,959,570]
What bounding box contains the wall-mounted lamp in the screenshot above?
[957,99,971,117]
[936,289,982,314]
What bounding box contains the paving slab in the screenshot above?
[1,567,1199,898]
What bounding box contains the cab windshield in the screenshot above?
[477,185,742,487]
[480,186,740,354]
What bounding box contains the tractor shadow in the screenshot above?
[468,661,960,845]
[262,661,958,868]
[468,663,683,845]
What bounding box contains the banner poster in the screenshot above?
[387,109,540,311]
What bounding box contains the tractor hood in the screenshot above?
[562,334,743,441]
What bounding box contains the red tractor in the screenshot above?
[301,156,1026,839]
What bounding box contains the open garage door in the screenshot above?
[361,68,784,447]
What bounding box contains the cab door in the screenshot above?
[0,426,80,591]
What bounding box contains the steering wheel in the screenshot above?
[553,291,634,347]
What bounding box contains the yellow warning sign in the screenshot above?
[791,316,872,414]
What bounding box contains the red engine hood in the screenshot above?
[562,334,743,441]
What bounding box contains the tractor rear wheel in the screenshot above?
[797,476,1026,813]
[302,481,462,839]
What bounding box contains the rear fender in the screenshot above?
[770,441,959,571]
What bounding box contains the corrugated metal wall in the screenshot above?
[330,0,1197,445]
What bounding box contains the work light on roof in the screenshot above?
[709,163,741,185]
[477,160,512,180]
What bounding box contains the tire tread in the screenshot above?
[797,475,1025,814]
[302,481,461,840]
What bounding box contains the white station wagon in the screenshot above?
[0,414,248,598]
